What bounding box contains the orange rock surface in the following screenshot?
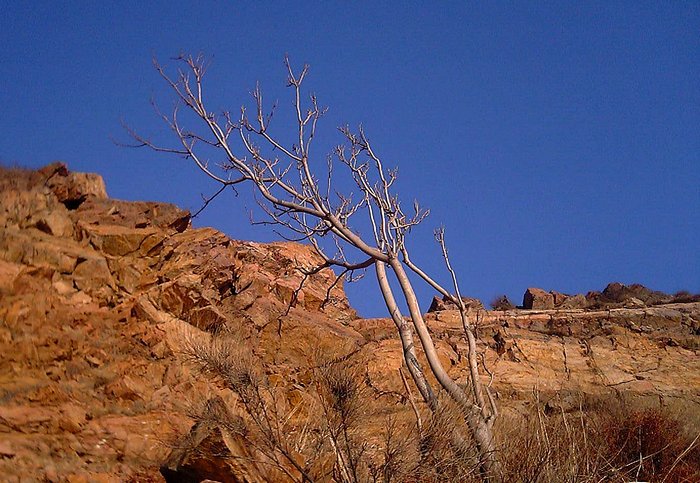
[1,164,698,481]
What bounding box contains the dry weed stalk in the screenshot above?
[182,334,324,482]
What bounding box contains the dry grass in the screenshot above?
[179,335,700,482]
[0,163,35,191]
[497,394,700,482]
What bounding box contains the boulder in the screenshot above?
[626,297,646,308]
[42,162,107,208]
[592,282,674,308]
[72,257,115,292]
[0,260,22,291]
[600,282,653,306]
[0,228,98,274]
[32,209,74,237]
[188,305,229,332]
[74,198,190,232]
[107,256,152,294]
[585,290,603,308]
[523,287,555,310]
[161,396,267,483]
[79,224,164,257]
[58,404,87,434]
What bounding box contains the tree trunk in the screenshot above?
[388,258,500,481]
[375,261,437,409]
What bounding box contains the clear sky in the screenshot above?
[1,2,698,316]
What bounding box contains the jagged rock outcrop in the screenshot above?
[522,283,699,311]
[1,164,698,481]
[0,164,358,481]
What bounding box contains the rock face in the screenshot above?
[0,164,357,481]
[1,164,699,481]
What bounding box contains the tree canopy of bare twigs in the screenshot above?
[126,53,500,480]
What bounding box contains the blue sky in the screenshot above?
[1,2,698,316]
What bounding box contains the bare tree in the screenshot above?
[127,53,500,480]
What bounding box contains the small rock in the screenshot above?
[44,465,59,483]
[69,291,93,305]
[72,257,115,299]
[105,376,146,401]
[150,385,171,407]
[34,210,74,237]
[559,294,587,309]
[86,355,103,367]
[0,328,12,344]
[59,404,87,433]
[550,290,569,306]
[0,405,54,431]
[66,474,90,483]
[150,341,171,359]
[626,297,646,308]
[0,440,16,457]
[52,278,76,296]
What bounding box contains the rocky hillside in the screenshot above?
[1,164,698,481]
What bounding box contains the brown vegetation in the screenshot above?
[489,295,515,311]
[499,396,700,482]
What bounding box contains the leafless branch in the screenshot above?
[131,53,500,480]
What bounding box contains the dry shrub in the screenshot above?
[182,333,327,482]
[490,295,515,311]
[0,163,34,191]
[671,290,700,304]
[179,333,700,482]
[411,397,481,483]
[498,403,610,482]
[316,362,368,482]
[181,337,485,482]
[367,416,416,483]
[602,407,700,482]
[497,394,700,483]
[317,363,366,428]
[182,334,261,395]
